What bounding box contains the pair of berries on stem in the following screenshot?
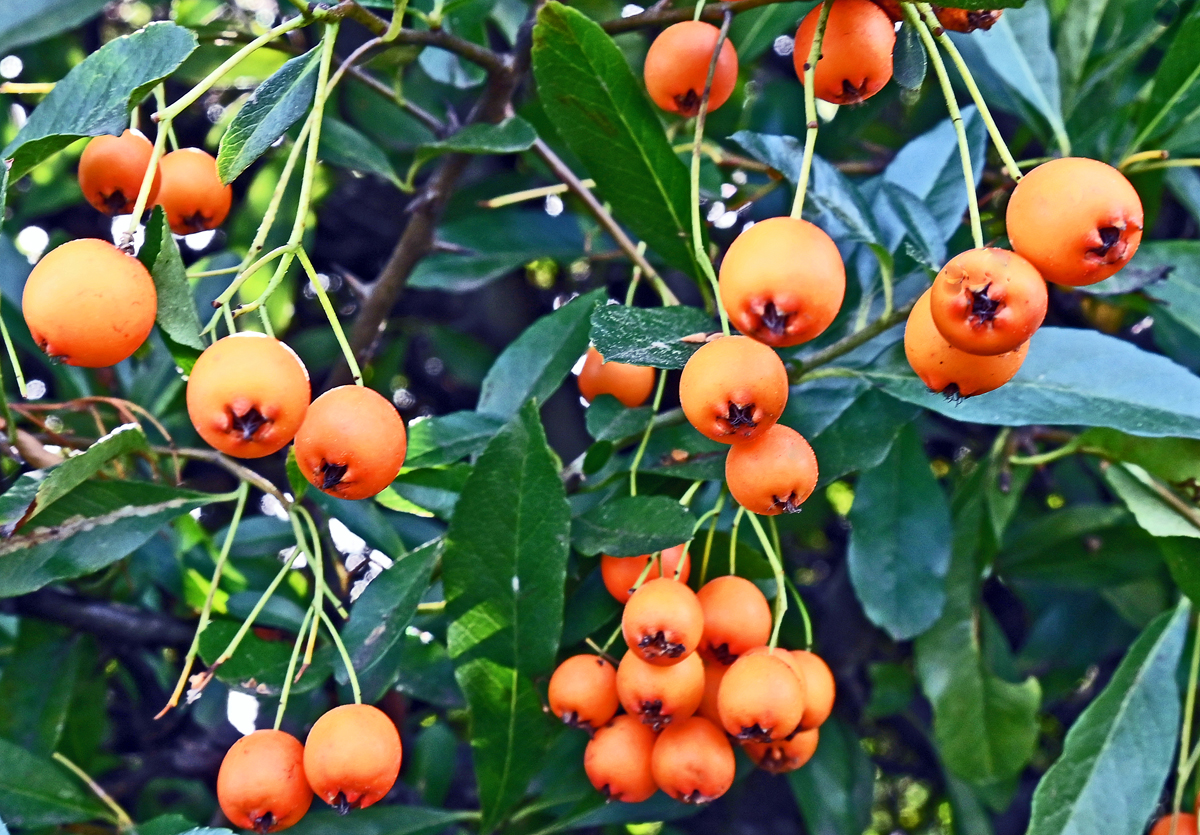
[216,703,402,832]
[549,570,836,803]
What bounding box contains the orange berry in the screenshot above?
[717,652,805,742]
[794,0,895,105]
[584,715,660,803]
[696,576,772,664]
[791,650,835,729]
[186,333,311,458]
[303,704,402,813]
[718,217,846,347]
[929,248,1047,356]
[744,727,820,774]
[1150,814,1200,835]
[601,544,690,604]
[577,346,657,407]
[904,289,1028,398]
[616,650,705,731]
[1006,157,1144,287]
[698,660,729,724]
[651,716,736,804]
[217,729,313,832]
[643,21,739,117]
[23,238,157,367]
[548,655,620,732]
[679,335,789,444]
[78,130,161,215]
[622,577,705,665]
[725,423,819,515]
[933,7,1002,32]
[156,148,233,235]
[292,385,407,500]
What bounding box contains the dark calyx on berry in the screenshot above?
[333,791,358,816]
[230,407,268,441]
[1090,226,1122,258]
[724,402,757,430]
[182,211,212,233]
[638,699,670,732]
[735,723,776,743]
[771,492,804,514]
[840,79,868,102]
[760,301,791,336]
[639,630,686,660]
[320,461,348,489]
[709,642,737,665]
[674,89,702,117]
[102,190,130,214]
[559,710,595,734]
[968,283,1001,325]
[680,789,713,805]
[252,813,276,834]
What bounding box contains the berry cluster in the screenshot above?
[216,703,402,831]
[550,567,835,804]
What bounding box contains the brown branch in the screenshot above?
[8,588,195,649]
[790,299,916,382]
[602,0,798,34]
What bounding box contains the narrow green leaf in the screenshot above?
[590,304,716,369]
[1056,0,1109,111]
[572,495,695,557]
[1104,463,1200,539]
[139,206,205,353]
[532,2,701,278]
[0,0,108,54]
[406,117,537,188]
[406,411,505,468]
[3,23,198,180]
[26,424,149,527]
[1026,601,1190,835]
[585,395,653,442]
[0,623,82,756]
[847,424,952,640]
[788,717,875,835]
[1135,5,1200,149]
[318,117,399,184]
[443,401,570,832]
[0,737,109,827]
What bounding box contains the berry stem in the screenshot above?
[783,575,814,651]
[599,621,623,654]
[744,511,787,651]
[904,5,983,251]
[1172,618,1200,819]
[320,608,362,704]
[631,553,659,593]
[121,115,169,246]
[688,10,734,337]
[0,297,29,399]
[791,297,916,381]
[157,481,249,719]
[693,0,706,21]
[212,545,304,668]
[629,369,668,496]
[698,484,727,586]
[275,605,316,729]
[912,3,1023,181]
[1125,158,1200,175]
[790,0,830,221]
[584,637,619,665]
[153,85,180,153]
[679,479,704,507]
[624,241,649,306]
[297,246,364,385]
[51,752,134,831]
[729,504,745,576]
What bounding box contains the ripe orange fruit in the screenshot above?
[744,727,820,774]
[929,248,1047,356]
[651,716,736,804]
[548,655,620,732]
[186,333,311,458]
[617,649,705,731]
[643,21,739,117]
[217,729,313,832]
[1006,157,1144,287]
[156,148,233,235]
[577,346,657,407]
[717,652,805,742]
[679,335,789,444]
[719,217,846,347]
[601,544,690,604]
[791,650,835,729]
[584,715,660,803]
[697,660,729,724]
[78,130,161,215]
[622,577,705,666]
[303,704,402,813]
[794,0,895,105]
[23,238,157,367]
[1150,813,1200,835]
[725,423,819,515]
[292,385,407,500]
[696,576,772,664]
[933,7,1002,32]
[904,290,1028,398]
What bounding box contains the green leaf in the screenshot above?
[406,411,505,467]
[139,206,206,355]
[532,2,700,278]
[317,117,399,184]
[341,539,441,680]
[218,48,320,184]
[1026,601,1190,835]
[136,814,225,835]
[285,805,478,835]
[1103,463,1200,539]
[847,424,952,640]
[1056,0,1110,110]
[443,401,570,832]
[894,21,927,91]
[0,737,110,827]
[1129,242,1200,370]
[0,622,82,756]
[728,1,808,63]
[572,495,695,557]
[3,23,198,180]
[0,481,220,598]
[915,486,1041,784]
[406,117,537,187]
[477,289,604,419]
[1134,5,1200,149]
[0,0,108,54]
[585,395,653,443]
[589,304,716,369]
[1159,537,1200,605]
[788,717,875,835]
[864,328,1200,439]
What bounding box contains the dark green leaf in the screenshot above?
[139,206,206,353]
[0,481,220,598]
[285,803,476,835]
[443,401,570,832]
[532,2,701,278]
[572,495,695,557]
[0,623,81,755]
[217,48,320,184]
[136,814,224,835]
[198,619,332,695]
[3,23,198,180]
[0,0,108,54]
[585,395,653,442]
[406,411,505,467]
[728,1,808,63]
[477,289,604,419]
[1026,601,1190,835]
[340,539,441,680]
[590,304,715,369]
[1056,0,1113,110]
[864,328,1200,439]
[0,737,110,827]
[878,182,945,266]
[1160,537,1200,605]
[788,717,875,835]
[1135,5,1200,149]
[1103,463,1200,539]
[847,424,951,640]
[317,117,399,184]
[894,21,927,91]
[412,116,536,168]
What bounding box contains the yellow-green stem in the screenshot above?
[320,608,362,704]
[625,240,649,305]
[212,547,302,667]
[275,605,315,729]
[52,753,134,831]
[0,299,28,398]
[122,118,169,243]
[745,511,787,650]
[791,0,831,219]
[1173,617,1200,818]
[729,504,745,576]
[698,485,726,586]
[296,246,364,385]
[629,370,668,496]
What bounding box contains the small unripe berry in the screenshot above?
[548,655,619,732]
[217,729,312,832]
[601,544,690,604]
[696,576,772,664]
[617,649,705,731]
[303,704,402,813]
[651,716,736,804]
[622,577,705,666]
[584,715,660,803]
